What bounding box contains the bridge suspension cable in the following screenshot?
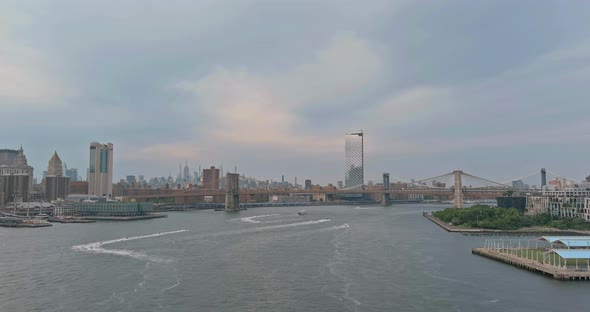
[461,172,512,188]
[546,171,581,183]
[499,170,540,186]
[414,172,454,184]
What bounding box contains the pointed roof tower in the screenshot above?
[47,151,63,176]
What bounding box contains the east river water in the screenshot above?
[1,204,590,312]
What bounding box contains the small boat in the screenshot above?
[297,210,308,216]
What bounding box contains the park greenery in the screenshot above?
[434,205,590,231]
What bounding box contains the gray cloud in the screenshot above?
[1,0,590,184]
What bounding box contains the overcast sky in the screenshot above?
[1,0,590,184]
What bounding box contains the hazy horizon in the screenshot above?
[2,1,590,184]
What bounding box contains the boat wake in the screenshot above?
[72,230,188,263]
[231,214,281,223]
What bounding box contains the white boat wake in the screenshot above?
[72,230,188,263]
[231,214,281,223]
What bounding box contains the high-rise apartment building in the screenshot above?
[88,142,113,198]
[345,131,364,190]
[203,166,220,190]
[45,151,69,201]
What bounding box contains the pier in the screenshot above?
[473,238,590,281]
[473,248,590,280]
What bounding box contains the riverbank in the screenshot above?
[424,212,590,235]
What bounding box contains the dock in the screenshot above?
[48,217,96,223]
[81,214,167,221]
[472,247,590,280]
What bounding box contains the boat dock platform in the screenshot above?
[48,217,96,223]
[473,247,590,280]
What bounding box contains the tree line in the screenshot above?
[433,205,590,231]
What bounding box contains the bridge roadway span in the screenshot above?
[125,188,504,200]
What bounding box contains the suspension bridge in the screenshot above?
[372,168,581,207]
[123,169,582,208]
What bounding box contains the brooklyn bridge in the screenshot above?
[122,169,575,209]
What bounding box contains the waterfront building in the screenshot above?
[88,142,113,198]
[0,146,34,190]
[0,174,29,205]
[203,166,220,190]
[53,201,76,216]
[74,202,154,217]
[526,188,590,221]
[45,152,70,201]
[305,179,312,190]
[45,177,70,201]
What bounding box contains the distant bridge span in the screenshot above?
[123,169,572,207]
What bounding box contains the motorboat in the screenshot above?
[297,210,308,216]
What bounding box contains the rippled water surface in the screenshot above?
[1,204,589,312]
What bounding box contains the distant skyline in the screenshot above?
[2,1,590,184]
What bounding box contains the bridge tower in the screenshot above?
[541,168,547,188]
[381,173,391,206]
[225,173,240,211]
[453,170,464,208]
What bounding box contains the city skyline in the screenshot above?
[2,1,590,184]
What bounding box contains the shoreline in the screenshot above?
[80,214,167,221]
[0,222,52,228]
[424,212,590,235]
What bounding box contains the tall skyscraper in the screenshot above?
[47,152,63,176]
[183,161,190,182]
[88,142,113,198]
[0,146,34,190]
[45,152,69,201]
[345,131,364,190]
[0,175,29,204]
[203,166,220,190]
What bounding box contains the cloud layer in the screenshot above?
[1,1,590,184]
